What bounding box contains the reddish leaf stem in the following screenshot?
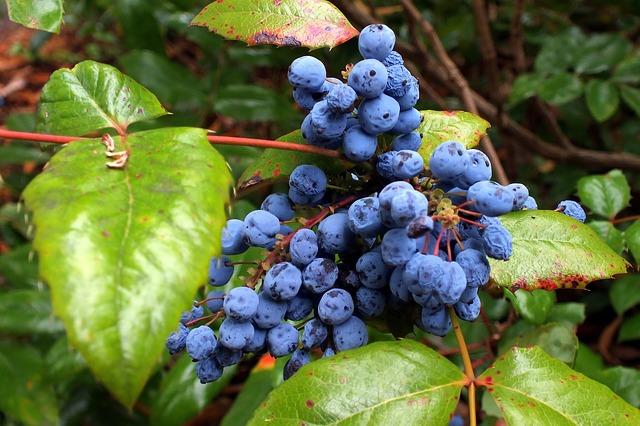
[449,307,477,426]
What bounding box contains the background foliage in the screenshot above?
[1,0,640,424]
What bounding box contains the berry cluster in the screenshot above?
[165,24,587,384]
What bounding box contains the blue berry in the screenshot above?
[288,186,323,206]
[376,151,397,180]
[414,292,443,313]
[285,294,314,321]
[303,258,338,293]
[454,295,481,321]
[333,316,368,351]
[467,181,514,217]
[284,349,310,380]
[460,149,491,188]
[523,196,538,210]
[323,347,336,357]
[292,86,326,110]
[289,165,327,198]
[445,187,467,205]
[264,262,302,301]
[358,24,395,60]
[391,108,422,134]
[395,77,419,110]
[222,219,248,255]
[355,286,385,318]
[392,132,422,151]
[419,307,451,336]
[326,83,357,113]
[482,224,513,260]
[430,141,470,181]
[407,214,434,238]
[392,150,424,179]
[381,228,417,266]
[310,100,347,139]
[390,190,428,227]
[205,290,225,312]
[455,248,490,287]
[253,292,287,328]
[261,193,294,221]
[507,183,529,210]
[288,56,326,91]
[379,180,414,225]
[382,50,404,67]
[289,229,318,266]
[347,196,383,237]
[317,288,354,325]
[358,94,400,134]
[301,318,328,349]
[389,265,410,302]
[343,125,378,161]
[348,59,388,99]
[267,323,299,357]
[557,200,586,223]
[244,210,281,248]
[356,250,390,289]
[404,253,444,296]
[318,212,355,254]
[223,287,259,321]
[385,65,413,97]
[450,415,464,426]
[215,345,243,366]
[186,326,217,360]
[195,355,223,383]
[434,261,467,305]
[460,286,478,304]
[219,319,254,350]
[166,323,189,355]
[279,224,293,236]
[243,327,267,353]
[208,256,233,286]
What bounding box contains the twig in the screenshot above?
[471,0,501,102]
[611,214,640,224]
[598,316,622,364]
[509,0,527,73]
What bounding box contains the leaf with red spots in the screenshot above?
[416,110,490,167]
[191,0,358,49]
[6,0,63,33]
[489,211,628,290]
[478,346,640,424]
[236,130,352,193]
[248,340,465,425]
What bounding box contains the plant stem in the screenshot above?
[449,307,477,426]
[611,214,640,224]
[0,128,341,158]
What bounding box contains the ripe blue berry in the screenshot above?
[392,150,424,179]
[318,212,355,254]
[358,94,400,134]
[390,190,428,227]
[243,327,267,353]
[253,292,287,329]
[244,210,281,248]
[467,181,515,217]
[301,318,328,349]
[419,307,451,336]
[219,318,254,350]
[392,132,422,151]
[223,287,259,321]
[288,56,326,91]
[186,326,217,360]
[303,258,338,293]
[407,214,434,238]
[358,24,396,60]
[222,219,248,255]
[391,108,422,134]
[310,100,347,139]
[195,355,223,383]
[395,77,419,110]
[261,193,294,221]
[507,183,529,210]
[385,65,413,97]
[382,50,404,67]
[208,256,233,286]
[434,261,467,305]
[355,286,386,318]
[454,295,481,321]
[333,316,368,351]
[455,248,490,287]
[356,250,390,289]
[523,196,538,210]
[347,196,383,237]
[381,228,417,266]
[326,83,357,113]
[343,125,378,161]
[430,141,470,181]
[285,294,314,321]
[482,224,513,260]
[267,322,299,357]
[376,151,397,180]
[557,200,586,223]
[317,288,354,325]
[166,323,189,355]
[205,290,225,312]
[263,262,302,301]
[284,348,310,380]
[289,229,318,266]
[460,149,491,188]
[289,165,327,198]
[348,59,388,99]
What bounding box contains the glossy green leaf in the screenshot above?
[489,211,628,290]
[619,313,640,343]
[585,79,619,122]
[192,0,358,49]
[45,337,86,384]
[574,34,633,75]
[577,169,631,219]
[503,289,555,325]
[537,73,583,105]
[6,0,63,33]
[0,289,63,334]
[479,346,640,424]
[498,322,578,364]
[114,0,164,54]
[37,60,167,136]
[625,220,640,265]
[249,340,465,425]
[507,73,545,107]
[22,127,232,406]
[150,354,236,426]
[214,84,300,124]
[610,274,640,315]
[237,130,352,193]
[0,341,59,426]
[534,28,585,74]
[588,220,625,254]
[620,85,640,117]
[0,244,39,288]
[613,56,640,84]
[546,303,586,326]
[0,144,50,166]
[417,110,490,167]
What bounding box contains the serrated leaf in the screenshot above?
[489,211,628,290]
[417,110,490,167]
[191,0,358,49]
[0,289,63,334]
[498,322,578,364]
[37,60,167,136]
[588,220,625,254]
[6,0,63,33]
[613,56,640,84]
[479,346,640,424]
[150,354,236,426]
[585,79,619,122]
[577,169,631,219]
[620,85,640,117]
[503,289,556,325]
[537,73,583,105]
[610,274,640,316]
[0,341,59,426]
[625,220,640,265]
[22,127,232,406]
[619,313,640,343]
[249,340,465,425]
[237,130,352,193]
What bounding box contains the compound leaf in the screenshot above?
[577,169,630,219]
[192,0,358,49]
[489,211,628,290]
[6,0,63,33]
[249,340,465,425]
[22,127,232,406]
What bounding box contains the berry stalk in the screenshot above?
[449,308,477,426]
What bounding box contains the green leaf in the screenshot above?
[585,79,619,122]
[0,341,59,425]
[610,274,640,316]
[498,322,578,364]
[577,169,631,219]
[417,110,490,167]
[537,73,583,105]
[191,0,359,49]
[0,144,51,166]
[625,221,640,265]
[620,85,640,117]
[503,289,556,325]
[0,244,39,288]
[6,0,63,33]
[507,73,545,107]
[479,346,640,424]
[588,220,626,254]
[45,337,86,384]
[237,130,352,193]
[546,303,586,326]
[489,211,628,290]
[214,84,300,124]
[0,289,63,334]
[150,354,236,426]
[249,340,465,425]
[574,34,633,75]
[22,127,233,406]
[114,0,164,54]
[613,56,640,84]
[619,313,640,343]
[222,356,285,426]
[534,28,586,74]
[37,60,167,136]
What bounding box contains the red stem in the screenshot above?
[433,228,445,257]
[0,128,342,159]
